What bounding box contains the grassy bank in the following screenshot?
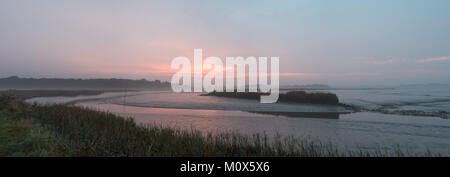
[0,110,63,156]
[0,94,437,157]
[202,91,340,105]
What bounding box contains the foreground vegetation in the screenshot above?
[0,111,63,156]
[0,94,438,157]
[202,90,340,105]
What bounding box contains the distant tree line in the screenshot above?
[0,76,170,90]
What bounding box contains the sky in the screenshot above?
[1,0,450,87]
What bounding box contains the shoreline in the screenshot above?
[3,94,436,157]
[2,96,445,156]
[2,90,449,156]
[15,89,445,119]
[4,88,444,119]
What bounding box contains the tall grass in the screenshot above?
[0,111,64,156]
[26,104,347,156]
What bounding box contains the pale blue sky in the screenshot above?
[1,0,449,86]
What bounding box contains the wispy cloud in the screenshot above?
[370,59,395,65]
[417,56,450,63]
[234,72,321,78]
[341,72,380,76]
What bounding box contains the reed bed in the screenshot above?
[202,90,339,105]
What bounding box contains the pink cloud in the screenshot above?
[256,72,321,77]
[370,59,395,65]
[341,72,380,76]
[417,56,450,63]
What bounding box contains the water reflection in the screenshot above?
[249,111,342,119]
